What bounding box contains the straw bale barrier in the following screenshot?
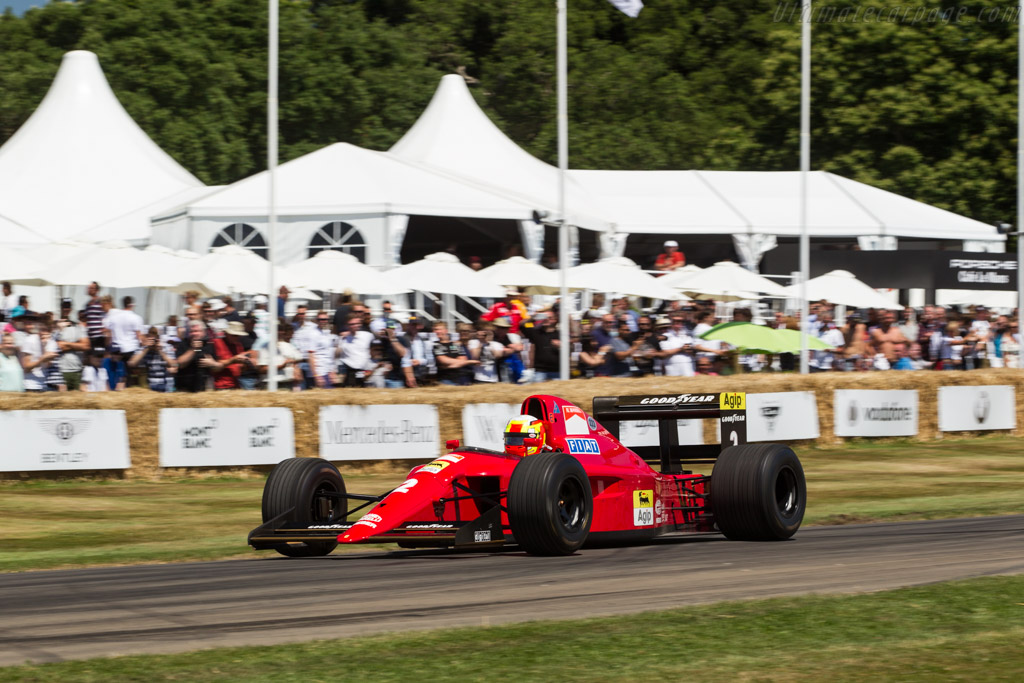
[2,369,1021,480]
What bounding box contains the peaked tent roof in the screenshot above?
[169,142,544,220]
[390,74,614,231]
[0,212,47,245]
[0,51,204,242]
[568,169,1002,241]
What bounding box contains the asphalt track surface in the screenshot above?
[1,515,1022,666]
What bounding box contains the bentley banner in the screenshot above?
[0,410,130,472]
[938,385,1016,432]
[461,403,521,452]
[746,392,820,442]
[320,404,439,461]
[159,408,295,467]
[833,390,919,437]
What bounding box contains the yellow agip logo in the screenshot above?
[720,392,746,411]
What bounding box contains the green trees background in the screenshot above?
[0,0,1018,226]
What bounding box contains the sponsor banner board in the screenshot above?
[0,410,130,472]
[747,392,820,442]
[320,404,438,461]
[618,419,704,447]
[833,390,918,437]
[159,408,294,467]
[938,385,1016,432]
[461,403,521,451]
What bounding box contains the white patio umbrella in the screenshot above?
[567,257,685,300]
[0,245,48,285]
[656,264,704,290]
[388,252,506,297]
[166,245,285,297]
[478,255,572,294]
[781,269,899,310]
[41,240,181,288]
[280,250,410,296]
[680,260,788,300]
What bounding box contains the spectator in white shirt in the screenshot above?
[104,296,145,355]
[81,350,110,392]
[337,313,375,387]
[659,315,696,377]
[18,319,56,392]
[307,311,339,388]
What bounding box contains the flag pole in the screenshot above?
[557,0,570,381]
[798,0,811,375]
[267,0,279,391]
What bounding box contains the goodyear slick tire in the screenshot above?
[507,452,593,556]
[262,457,345,557]
[710,443,806,541]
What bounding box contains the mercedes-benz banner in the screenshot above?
[833,390,919,437]
[462,403,521,451]
[938,385,1016,432]
[159,408,295,467]
[320,404,439,461]
[746,391,820,442]
[0,410,130,472]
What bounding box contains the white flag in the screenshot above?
[606,0,643,17]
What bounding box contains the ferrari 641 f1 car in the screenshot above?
[248,392,806,557]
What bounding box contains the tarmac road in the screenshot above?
[1,515,1022,666]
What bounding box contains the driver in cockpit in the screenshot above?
[502,414,554,456]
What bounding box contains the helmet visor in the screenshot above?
[504,433,531,446]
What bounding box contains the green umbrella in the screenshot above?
[699,322,835,354]
[699,321,790,354]
[775,328,836,353]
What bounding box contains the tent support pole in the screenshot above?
[1018,4,1023,338]
[266,0,279,391]
[798,0,811,375]
[557,0,570,381]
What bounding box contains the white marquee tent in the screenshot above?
[568,169,1004,243]
[151,142,550,269]
[390,74,614,234]
[0,51,206,244]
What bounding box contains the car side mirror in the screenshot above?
[446,439,460,451]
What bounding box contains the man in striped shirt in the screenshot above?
[84,281,106,350]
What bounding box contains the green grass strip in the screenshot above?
[3,575,1023,682]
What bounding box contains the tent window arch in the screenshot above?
[212,223,268,260]
[310,221,366,262]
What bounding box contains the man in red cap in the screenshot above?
[654,240,685,272]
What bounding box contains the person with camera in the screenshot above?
[467,320,507,383]
[128,326,178,392]
[376,319,409,389]
[173,320,215,392]
[658,314,698,377]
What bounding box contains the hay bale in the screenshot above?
[2,369,1021,480]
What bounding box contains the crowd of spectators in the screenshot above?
[0,280,1020,393]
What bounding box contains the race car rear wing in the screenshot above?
[592,392,747,473]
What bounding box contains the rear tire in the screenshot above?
[507,453,592,556]
[262,457,345,557]
[710,444,805,541]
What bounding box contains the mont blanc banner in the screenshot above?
[938,385,1016,432]
[833,390,919,437]
[159,408,294,467]
[747,392,820,442]
[462,403,521,451]
[320,404,439,461]
[0,410,130,472]
[618,419,704,447]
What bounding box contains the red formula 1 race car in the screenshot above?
[248,392,806,557]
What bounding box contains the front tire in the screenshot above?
[262,457,345,557]
[507,453,593,556]
[710,444,806,541]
